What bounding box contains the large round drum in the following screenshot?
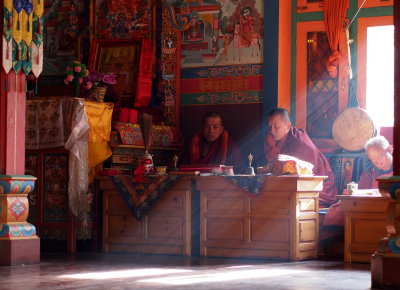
[332,107,376,151]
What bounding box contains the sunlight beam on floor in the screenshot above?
[138,268,309,285]
[58,268,193,280]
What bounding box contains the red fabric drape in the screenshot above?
[323,0,348,78]
[134,39,154,107]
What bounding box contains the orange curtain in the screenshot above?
[323,0,348,78]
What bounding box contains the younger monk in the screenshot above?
[186,111,245,172]
[358,136,393,189]
[264,108,337,207]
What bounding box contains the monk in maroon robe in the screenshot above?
[358,136,393,189]
[186,111,245,173]
[264,108,337,207]
[324,136,393,227]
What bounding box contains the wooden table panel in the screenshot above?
[339,195,392,263]
[196,175,324,261]
[99,176,192,256]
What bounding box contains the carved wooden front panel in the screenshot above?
[198,176,322,261]
[101,177,191,256]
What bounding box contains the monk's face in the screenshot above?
[203,116,224,142]
[267,114,291,142]
[367,145,392,171]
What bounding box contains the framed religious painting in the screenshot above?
[92,0,156,40]
[90,39,142,106]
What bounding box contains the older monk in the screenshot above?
[186,111,245,172]
[264,108,338,207]
[358,136,393,189]
[323,136,393,228]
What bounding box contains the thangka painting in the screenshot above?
[43,0,88,76]
[94,0,154,40]
[171,0,264,68]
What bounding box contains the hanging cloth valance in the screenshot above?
[2,0,44,82]
[323,0,348,78]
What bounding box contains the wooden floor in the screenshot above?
[0,252,372,290]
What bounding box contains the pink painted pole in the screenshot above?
[394,1,400,175]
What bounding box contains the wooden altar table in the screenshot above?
[100,175,325,260]
[195,175,325,261]
[99,176,192,256]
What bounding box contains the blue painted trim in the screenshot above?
[262,0,279,134]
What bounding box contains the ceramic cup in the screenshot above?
[155,166,167,174]
[221,165,234,176]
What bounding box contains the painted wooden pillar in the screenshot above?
[371,2,400,288]
[0,71,40,265]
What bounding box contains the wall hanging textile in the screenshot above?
[2,0,44,81]
[323,0,348,78]
[84,101,114,168]
[134,38,154,107]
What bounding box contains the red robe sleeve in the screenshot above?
[265,127,338,207]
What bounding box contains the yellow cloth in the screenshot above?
[21,10,33,46]
[4,0,12,12]
[12,8,23,44]
[84,101,114,167]
[33,0,44,18]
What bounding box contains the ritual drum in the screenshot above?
[332,107,376,152]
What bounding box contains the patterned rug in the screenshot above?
[110,175,181,220]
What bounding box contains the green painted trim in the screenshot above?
[0,175,36,180]
[357,6,393,18]
[296,12,324,22]
[347,0,359,107]
[180,91,263,105]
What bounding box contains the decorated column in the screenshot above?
[0,0,44,265]
[370,1,400,287]
[0,175,39,265]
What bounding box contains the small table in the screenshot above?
[339,194,392,263]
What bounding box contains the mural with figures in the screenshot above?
[166,0,264,68]
[43,0,88,75]
[94,0,154,40]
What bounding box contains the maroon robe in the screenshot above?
[187,130,245,173]
[358,167,393,189]
[265,127,338,207]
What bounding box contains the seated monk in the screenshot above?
[264,108,337,207]
[324,136,393,228]
[357,136,393,189]
[184,111,245,173]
